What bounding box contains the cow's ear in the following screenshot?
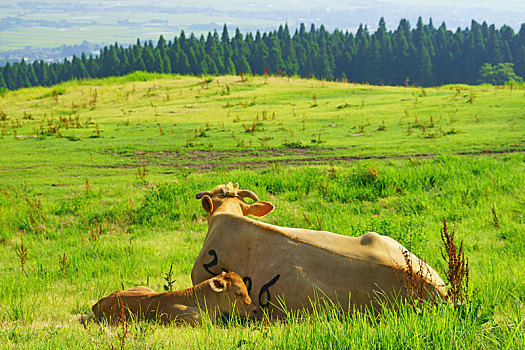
[201,195,213,213]
[209,277,227,293]
[246,201,274,217]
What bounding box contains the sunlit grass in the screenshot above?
[0,74,524,348]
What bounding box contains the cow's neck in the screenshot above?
[211,200,244,216]
[207,211,239,232]
[160,281,215,310]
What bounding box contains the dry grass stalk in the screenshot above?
[399,242,434,303]
[58,252,70,274]
[15,236,28,272]
[89,222,102,241]
[85,178,91,193]
[491,205,500,229]
[110,294,130,350]
[440,218,469,306]
[80,314,88,330]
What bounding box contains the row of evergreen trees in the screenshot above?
[1,17,524,90]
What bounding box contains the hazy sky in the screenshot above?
[1,0,523,52]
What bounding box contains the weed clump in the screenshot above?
[163,263,176,292]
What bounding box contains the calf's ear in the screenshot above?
[246,201,274,217]
[201,195,214,213]
[209,277,227,292]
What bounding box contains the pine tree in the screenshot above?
[56,58,71,82]
[364,37,381,84]
[294,24,309,77]
[352,24,370,82]
[187,47,199,75]
[315,31,333,80]
[462,20,486,83]
[71,55,89,79]
[34,60,49,86]
[47,64,58,85]
[142,46,156,72]
[3,63,16,90]
[26,61,38,86]
[375,17,393,83]
[205,32,223,74]
[514,46,525,79]
[485,25,503,64]
[102,45,121,76]
[178,51,191,74]
[153,50,165,73]
[12,62,29,88]
[514,24,525,78]
[205,55,218,75]
[117,45,131,75]
[132,51,146,72]
[221,24,230,44]
[232,28,252,74]
[162,51,172,73]
[157,35,167,49]
[267,34,284,74]
[250,31,268,75]
[223,57,235,75]
[179,30,187,51]
[199,57,209,75]
[0,70,6,89]
[413,41,435,86]
[282,23,298,75]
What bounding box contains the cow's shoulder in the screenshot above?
[123,286,155,293]
[359,232,388,246]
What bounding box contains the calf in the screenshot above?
[92,272,257,325]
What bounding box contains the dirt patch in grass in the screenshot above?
[134,147,326,159]
[94,147,525,171]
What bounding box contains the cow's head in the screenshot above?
[208,272,258,318]
[196,183,274,217]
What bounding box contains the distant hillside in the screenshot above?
[0,41,103,66]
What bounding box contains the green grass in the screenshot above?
[0,73,524,348]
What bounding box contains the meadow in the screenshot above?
[0,73,524,348]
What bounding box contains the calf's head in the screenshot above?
[196,183,274,218]
[207,272,258,318]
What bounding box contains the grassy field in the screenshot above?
[0,73,524,348]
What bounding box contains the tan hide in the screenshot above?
[191,193,447,317]
[92,272,257,324]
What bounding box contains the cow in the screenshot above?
[92,271,258,325]
[191,183,447,317]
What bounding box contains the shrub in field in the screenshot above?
[0,187,49,239]
[134,182,197,225]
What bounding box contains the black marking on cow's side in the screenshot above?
[203,250,219,276]
[259,274,281,308]
[243,277,252,295]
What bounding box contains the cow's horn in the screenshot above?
[238,190,258,202]
[196,191,213,199]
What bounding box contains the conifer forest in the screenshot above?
[1,17,525,90]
